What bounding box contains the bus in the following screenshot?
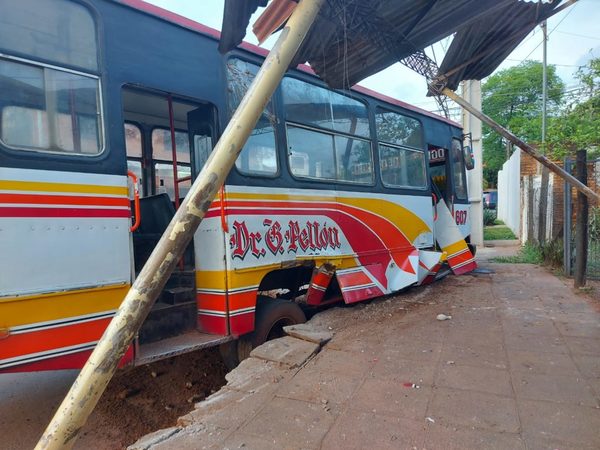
[0,0,476,373]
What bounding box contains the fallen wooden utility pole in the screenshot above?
[35,0,325,448]
[442,87,600,203]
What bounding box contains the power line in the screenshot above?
[515,3,578,65]
[555,30,600,41]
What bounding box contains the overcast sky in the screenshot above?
[145,0,600,116]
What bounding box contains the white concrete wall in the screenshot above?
[497,149,521,237]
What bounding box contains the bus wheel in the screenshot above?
[219,297,306,370]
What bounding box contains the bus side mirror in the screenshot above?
[463,145,475,170]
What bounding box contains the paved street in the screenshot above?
[132,253,600,450]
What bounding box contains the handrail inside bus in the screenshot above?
[127,170,141,232]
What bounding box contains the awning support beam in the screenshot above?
[442,86,600,203]
[35,0,325,448]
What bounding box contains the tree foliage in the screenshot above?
[547,58,600,158]
[481,61,565,186]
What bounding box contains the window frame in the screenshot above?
[378,141,429,190]
[285,121,375,186]
[282,75,372,139]
[149,125,192,199]
[281,75,374,187]
[0,53,106,157]
[374,106,425,151]
[374,106,428,191]
[0,0,102,74]
[150,126,192,165]
[226,56,280,179]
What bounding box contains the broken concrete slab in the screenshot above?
[128,427,181,450]
[224,357,290,395]
[250,335,319,368]
[283,323,333,345]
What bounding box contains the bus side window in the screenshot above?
[375,108,427,190]
[227,58,278,177]
[0,59,103,155]
[0,0,103,156]
[282,76,373,185]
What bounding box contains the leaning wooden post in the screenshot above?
[35,1,325,448]
[574,149,589,288]
[441,87,600,203]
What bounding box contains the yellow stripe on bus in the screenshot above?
[226,191,431,242]
[196,256,359,292]
[0,180,127,196]
[0,284,129,328]
[442,240,469,256]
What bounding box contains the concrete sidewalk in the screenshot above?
[131,258,600,450]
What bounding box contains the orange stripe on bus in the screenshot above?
[0,318,111,360]
[0,193,130,207]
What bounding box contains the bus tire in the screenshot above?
[219,297,306,370]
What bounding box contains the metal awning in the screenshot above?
[219,0,565,91]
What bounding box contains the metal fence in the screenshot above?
[564,158,600,280]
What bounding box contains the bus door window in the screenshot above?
[451,138,468,201]
[428,145,448,200]
[125,122,144,197]
[187,105,218,176]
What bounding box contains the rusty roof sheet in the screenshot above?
[219,0,565,91]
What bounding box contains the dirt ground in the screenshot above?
[4,244,599,450]
[130,257,600,450]
[0,347,227,450]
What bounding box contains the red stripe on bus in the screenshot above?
[0,193,129,207]
[0,207,131,218]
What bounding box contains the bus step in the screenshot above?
[161,286,195,304]
[139,302,197,344]
[136,330,232,366]
[165,271,195,289]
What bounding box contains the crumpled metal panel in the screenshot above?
[219,0,564,91]
[437,0,560,90]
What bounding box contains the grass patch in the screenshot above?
[492,242,543,264]
[493,218,505,226]
[484,225,516,241]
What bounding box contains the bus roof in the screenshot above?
[118,0,461,128]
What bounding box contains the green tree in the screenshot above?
[548,57,600,158]
[481,61,565,186]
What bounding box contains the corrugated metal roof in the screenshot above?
[219,0,565,91]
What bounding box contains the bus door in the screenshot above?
[428,139,476,275]
[428,139,470,236]
[121,87,225,363]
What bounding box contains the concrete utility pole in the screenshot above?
[538,19,550,242]
[462,80,484,247]
[35,0,325,448]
